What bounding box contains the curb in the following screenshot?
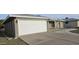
[18,38,29,45]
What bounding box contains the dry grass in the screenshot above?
[0,38,27,45]
[0,31,28,45]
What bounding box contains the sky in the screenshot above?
[0,14,8,19]
[0,14,79,20]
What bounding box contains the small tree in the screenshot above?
[65,17,69,19]
[0,20,4,29]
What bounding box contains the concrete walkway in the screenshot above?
[20,29,79,45]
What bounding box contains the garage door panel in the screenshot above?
[18,20,47,36]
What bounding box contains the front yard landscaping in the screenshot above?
[0,38,27,45]
[0,31,28,45]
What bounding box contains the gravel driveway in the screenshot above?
[20,28,79,45]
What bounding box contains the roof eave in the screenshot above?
[9,14,49,20]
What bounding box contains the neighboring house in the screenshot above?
[47,19,64,31]
[3,14,65,38]
[64,18,79,28]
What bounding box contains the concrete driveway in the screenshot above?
[20,29,79,45]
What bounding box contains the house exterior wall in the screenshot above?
[48,23,52,29]
[48,21,64,29]
[48,21,55,29]
[77,21,79,27]
[47,21,55,32]
[5,20,15,37]
[55,22,59,28]
[17,19,47,36]
[14,19,18,38]
[47,21,64,32]
[55,21,64,29]
[59,22,64,28]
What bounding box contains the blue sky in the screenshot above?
[0,14,8,19]
[0,14,79,20]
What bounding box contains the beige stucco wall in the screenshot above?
[55,21,59,28]
[77,21,79,27]
[47,22,54,29]
[60,22,64,28]
[48,21,64,29]
[47,21,64,32]
[14,19,19,38]
[55,21,64,29]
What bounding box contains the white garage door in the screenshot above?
[18,19,47,36]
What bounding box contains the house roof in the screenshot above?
[3,14,49,24]
[8,14,49,19]
[63,18,79,21]
[48,18,65,22]
[9,14,43,17]
[3,14,67,24]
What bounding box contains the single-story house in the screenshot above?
[3,14,64,38]
[64,18,79,28]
